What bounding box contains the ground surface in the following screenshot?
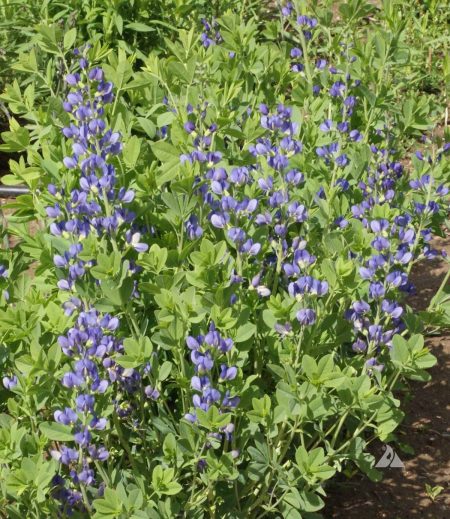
[325,235,450,519]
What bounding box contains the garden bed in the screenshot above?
[0,1,448,517]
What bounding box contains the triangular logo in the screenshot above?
[375,444,405,468]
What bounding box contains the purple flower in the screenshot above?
[74,427,91,447]
[184,121,196,134]
[381,300,403,319]
[336,154,349,167]
[288,202,308,222]
[211,213,230,228]
[144,386,160,400]
[319,119,333,132]
[352,339,367,353]
[186,215,203,240]
[75,394,95,412]
[2,375,18,390]
[369,282,385,299]
[228,227,246,243]
[58,446,79,465]
[55,408,78,425]
[219,365,237,381]
[335,216,349,228]
[366,358,384,373]
[296,308,317,325]
[349,129,362,141]
[125,232,147,252]
[63,156,78,169]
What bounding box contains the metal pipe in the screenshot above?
[0,185,29,197]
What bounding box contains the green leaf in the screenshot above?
[138,245,168,274]
[157,112,176,128]
[115,355,142,369]
[390,335,409,367]
[101,278,134,307]
[151,140,180,163]
[302,355,318,379]
[152,465,182,496]
[39,422,74,441]
[163,432,178,458]
[158,361,172,381]
[136,117,156,138]
[125,22,155,32]
[297,490,325,512]
[63,28,77,51]
[0,127,30,152]
[161,481,182,495]
[93,487,122,517]
[123,135,141,168]
[235,322,256,342]
[414,350,437,370]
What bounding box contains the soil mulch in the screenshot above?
[325,235,450,519]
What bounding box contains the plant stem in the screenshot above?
[428,267,450,311]
[80,484,92,514]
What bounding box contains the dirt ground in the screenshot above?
[325,235,450,519]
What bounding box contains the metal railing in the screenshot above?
[0,185,29,197]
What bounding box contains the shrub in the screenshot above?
[0,2,449,517]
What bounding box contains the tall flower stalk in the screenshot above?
[45,48,148,513]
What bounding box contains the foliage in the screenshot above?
[0,0,449,517]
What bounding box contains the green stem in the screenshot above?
[80,483,92,514]
[296,28,313,93]
[112,412,141,482]
[126,302,141,337]
[102,188,119,252]
[330,409,350,448]
[292,327,305,369]
[406,180,434,278]
[428,265,450,311]
[176,345,188,415]
[94,460,110,487]
[247,417,299,515]
[271,242,283,295]
[177,218,184,261]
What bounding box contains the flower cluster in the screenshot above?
[1,265,16,391]
[181,106,265,290]
[249,104,302,170]
[51,308,119,493]
[246,105,315,301]
[185,323,239,430]
[45,54,147,289]
[351,147,404,219]
[345,142,449,372]
[409,173,449,217]
[288,275,329,325]
[281,3,318,40]
[180,102,221,167]
[51,297,153,512]
[45,51,147,513]
[200,18,222,48]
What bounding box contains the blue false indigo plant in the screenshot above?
[0,5,448,518]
